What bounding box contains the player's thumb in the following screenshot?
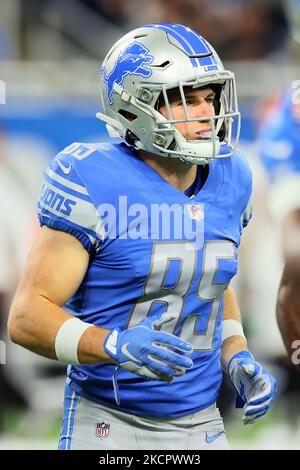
[240,362,256,377]
[152,313,177,330]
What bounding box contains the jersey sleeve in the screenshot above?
[37,145,104,253]
[241,193,253,229]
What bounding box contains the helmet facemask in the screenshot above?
[98,73,240,165]
[147,75,240,165]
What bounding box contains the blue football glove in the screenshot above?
[227,350,277,425]
[104,314,193,383]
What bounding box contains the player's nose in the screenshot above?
[194,100,214,120]
[203,101,214,116]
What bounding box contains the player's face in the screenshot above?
[159,86,216,141]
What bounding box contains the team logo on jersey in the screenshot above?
[102,41,154,104]
[187,203,203,221]
[96,421,110,438]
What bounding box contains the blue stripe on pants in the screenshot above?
[58,383,80,450]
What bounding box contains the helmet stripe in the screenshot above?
[173,24,218,67]
[144,23,218,70]
[144,23,198,68]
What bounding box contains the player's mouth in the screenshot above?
[194,129,213,140]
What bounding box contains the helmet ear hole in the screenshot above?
[118,109,137,122]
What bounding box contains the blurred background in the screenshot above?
[0,0,300,450]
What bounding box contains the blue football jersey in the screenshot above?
[260,92,300,181]
[38,141,252,418]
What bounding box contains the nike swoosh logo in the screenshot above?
[121,343,141,364]
[205,431,224,444]
[57,160,72,175]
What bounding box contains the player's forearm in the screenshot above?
[221,286,248,368]
[282,209,300,274]
[277,266,300,368]
[221,336,248,367]
[8,292,112,364]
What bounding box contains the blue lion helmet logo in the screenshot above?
[102,42,154,105]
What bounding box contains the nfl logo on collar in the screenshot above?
[96,421,110,438]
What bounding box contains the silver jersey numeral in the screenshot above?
[127,241,235,351]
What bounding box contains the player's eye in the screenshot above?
[205,96,215,105]
[171,96,196,107]
[185,98,195,105]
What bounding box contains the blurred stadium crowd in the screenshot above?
[0,0,300,449]
[0,0,291,61]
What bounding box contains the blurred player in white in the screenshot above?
[8,23,276,450]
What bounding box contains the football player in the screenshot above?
[260,89,300,371]
[8,24,276,450]
[277,209,300,372]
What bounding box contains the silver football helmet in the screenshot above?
[97,23,240,165]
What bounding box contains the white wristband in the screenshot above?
[55,317,93,365]
[222,319,246,345]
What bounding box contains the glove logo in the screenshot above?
[102,42,154,104]
[121,342,141,364]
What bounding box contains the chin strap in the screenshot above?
[96,112,126,139]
